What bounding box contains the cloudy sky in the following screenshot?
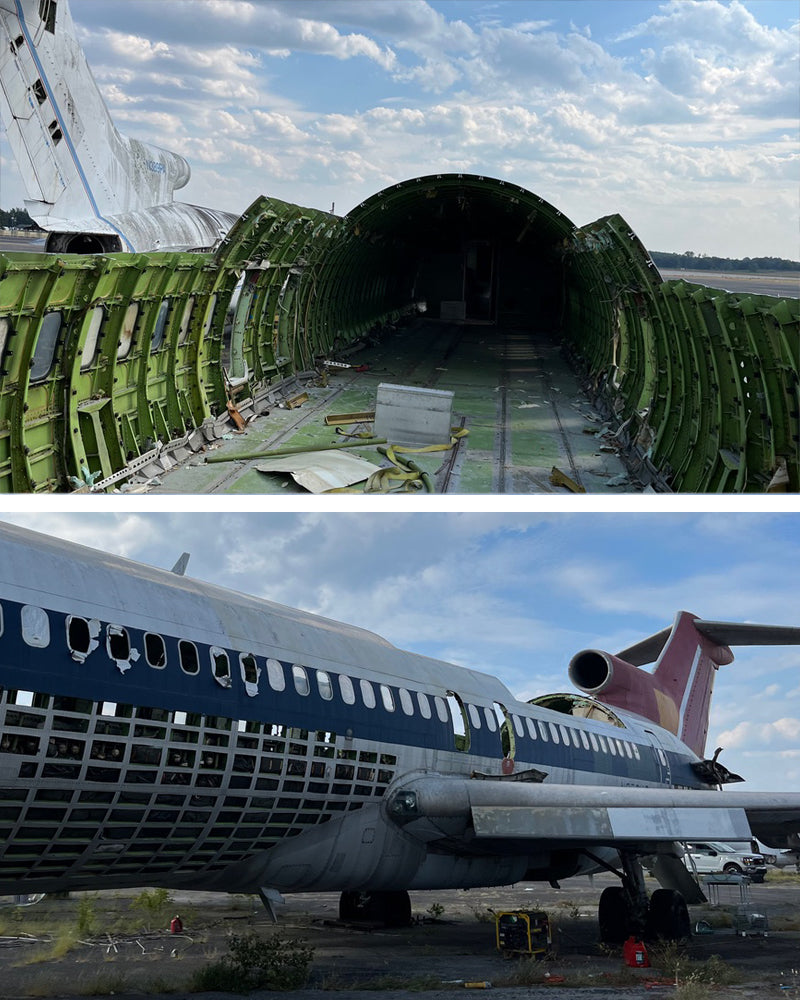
[1,510,798,794]
[1,0,798,259]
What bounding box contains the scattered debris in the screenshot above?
[549,467,586,494]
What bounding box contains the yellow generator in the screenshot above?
[495,910,551,957]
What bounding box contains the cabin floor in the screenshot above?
[145,319,637,495]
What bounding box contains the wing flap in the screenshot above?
[471,805,751,843]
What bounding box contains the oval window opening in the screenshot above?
[178,296,195,345]
[267,658,285,691]
[211,647,230,685]
[339,674,355,704]
[22,605,50,647]
[179,640,199,675]
[317,670,333,700]
[145,632,166,668]
[292,664,309,695]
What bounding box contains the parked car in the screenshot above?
[683,841,767,882]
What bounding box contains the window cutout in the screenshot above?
[145,633,166,668]
[240,653,260,696]
[80,307,104,370]
[211,647,231,687]
[447,692,470,752]
[317,670,333,700]
[179,640,199,675]
[32,78,47,104]
[291,664,309,696]
[494,702,515,758]
[178,297,194,345]
[31,312,62,381]
[417,692,431,719]
[360,679,376,709]
[117,302,138,360]
[150,299,170,352]
[380,685,395,712]
[339,674,355,705]
[266,658,285,691]
[22,605,50,647]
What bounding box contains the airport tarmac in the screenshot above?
[2,874,798,999]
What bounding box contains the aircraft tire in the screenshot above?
[645,888,691,941]
[598,886,630,943]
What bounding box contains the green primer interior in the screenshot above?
[0,173,796,493]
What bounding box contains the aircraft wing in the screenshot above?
[387,776,800,850]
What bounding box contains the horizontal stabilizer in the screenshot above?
[694,620,800,647]
[617,619,800,667]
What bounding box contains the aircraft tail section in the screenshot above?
[0,0,191,247]
[570,612,800,758]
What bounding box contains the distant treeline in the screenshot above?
[0,207,34,228]
[651,250,799,272]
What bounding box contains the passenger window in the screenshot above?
[80,307,104,370]
[526,718,537,739]
[399,688,414,715]
[609,738,617,755]
[240,654,260,696]
[360,679,376,709]
[559,724,570,744]
[317,671,333,700]
[292,664,310,696]
[513,715,524,737]
[484,707,497,732]
[145,633,166,668]
[211,647,230,686]
[179,640,199,675]
[30,312,61,381]
[549,723,560,744]
[434,697,449,723]
[538,720,549,742]
[267,658,285,691]
[598,735,608,753]
[417,692,431,719]
[632,744,640,760]
[22,605,50,648]
[338,674,355,705]
[380,685,395,712]
[468,704,482,729]
[580,730,590,750]
[0,602,3,637]
[107,625,130,660]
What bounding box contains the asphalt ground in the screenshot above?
[1,873,798,999]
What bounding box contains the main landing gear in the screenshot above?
[339,890,412,927]
[596,852,691,943]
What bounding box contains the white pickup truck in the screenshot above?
[683,841,767,882]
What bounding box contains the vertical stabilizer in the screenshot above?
[0,0,191,242]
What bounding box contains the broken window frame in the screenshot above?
[446,691,470,752]
[107,624,131,662]
[66,615,100,663]
[211,646,231,686]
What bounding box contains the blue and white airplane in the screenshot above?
[0,521,798,940]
